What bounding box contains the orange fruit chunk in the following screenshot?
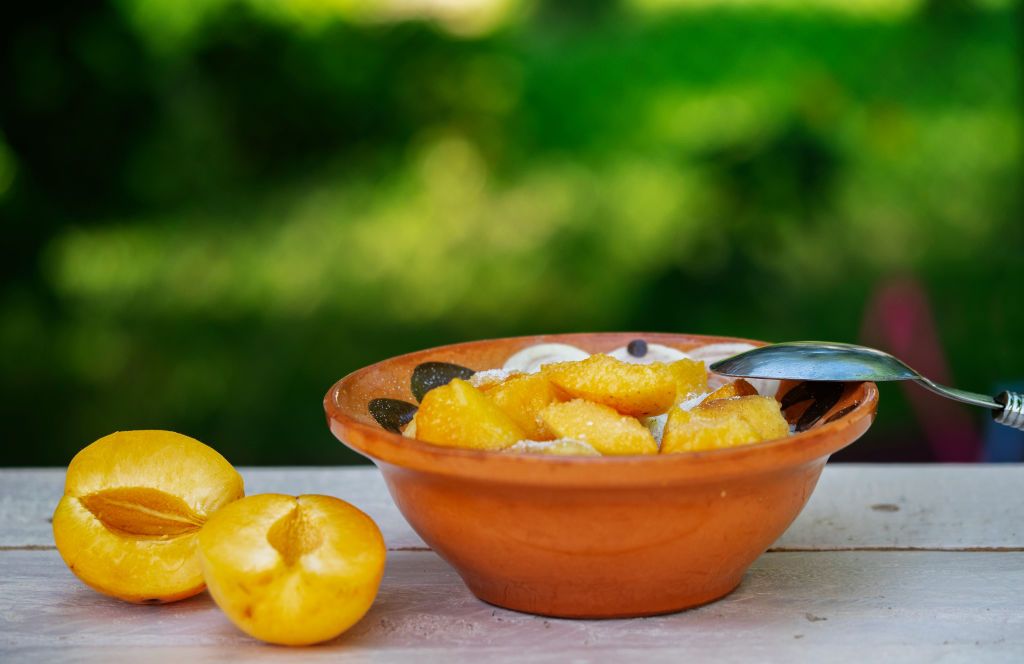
[662,396,789,454]
[699,395,790,439]
[486,372,560,440]
[667,358,709,402]
[543,354,677,417]
[540,399,657,455]
[416,378,525,450]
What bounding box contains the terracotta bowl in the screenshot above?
[324,333,877,618]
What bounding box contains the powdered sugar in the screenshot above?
[470,369,520,389]
[504,439,601,457]
[677,392,711,411]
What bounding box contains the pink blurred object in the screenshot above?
[861,277,981,462]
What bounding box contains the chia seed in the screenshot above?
[627,339,648,357]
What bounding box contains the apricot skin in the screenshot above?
[52,430,244,604]
[198,494,386,646]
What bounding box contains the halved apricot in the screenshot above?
[540,399,657,455]
[198,494,385,646]
[415,378,525,450]
[543,354,676,417]
[486,372,560,440]
[52,430,244,603]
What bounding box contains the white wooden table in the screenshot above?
[2,465,1022,662]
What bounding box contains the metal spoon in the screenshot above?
[709,341,1024,431]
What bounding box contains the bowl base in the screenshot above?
[463,573,744,619]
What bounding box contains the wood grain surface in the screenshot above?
[2,464,1022,662]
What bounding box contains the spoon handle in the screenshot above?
[993,392,1024,431]
[913,380,1024,430]
[914,377,1001,409]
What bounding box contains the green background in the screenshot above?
[2,0,1021,466]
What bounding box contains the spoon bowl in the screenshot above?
[711,341,1024,428]
[708,341,918,383]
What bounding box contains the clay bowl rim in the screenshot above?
[324,332,878,487]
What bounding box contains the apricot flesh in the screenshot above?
[543,354,677,417]
[198,494,386,646]
[666,358,709,402]
[661,407,760,454]
[485,372,560,440]
[52,430,244,603]
[402,352,795,456]
[416,378,525,450]
[661,395,789,454]
[699,395,791,439]
[540,399,658,455]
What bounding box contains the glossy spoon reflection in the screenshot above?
[710,341,1024,430]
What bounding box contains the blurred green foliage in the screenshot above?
[1,0,1021,465]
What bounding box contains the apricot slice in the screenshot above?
[543,354,677,417]
[699,395,790,439]
[704,378,759,403]
[661,407,759,454]
[198,494,385,646]
[540,399,658,455]
[52,430,244,603]
[415,378,525,450]
[486,372,560,440]
[661,396,789,454]
[667,358,709,402]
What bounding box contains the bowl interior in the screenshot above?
[324,332,878,485]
